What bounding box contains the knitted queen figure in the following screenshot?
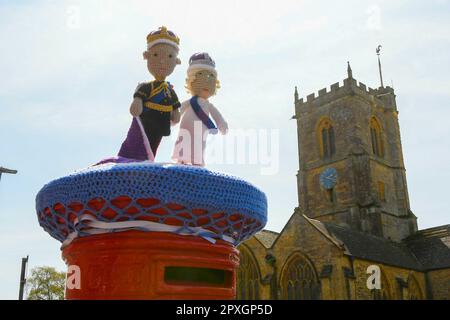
[172,53,228,166]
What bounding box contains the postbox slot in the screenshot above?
[164,266,231,287]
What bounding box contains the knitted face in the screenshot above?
[143,43,180,81]
[188,70,218,98]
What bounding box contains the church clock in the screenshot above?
[320,167,338,190]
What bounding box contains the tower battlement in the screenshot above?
[295,67,397,114]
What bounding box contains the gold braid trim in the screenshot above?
[144,102,173,112]
[150,82,172,99]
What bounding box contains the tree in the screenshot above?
[26,266,65,300]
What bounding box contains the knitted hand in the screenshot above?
[218,122,228,135]
[130,98,143,117]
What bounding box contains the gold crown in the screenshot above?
[146,26,180,46]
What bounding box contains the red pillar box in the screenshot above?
[63,231,239,299]
[36,163,267,300]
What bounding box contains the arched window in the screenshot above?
[407,275,423,300]
[370,117,384,158]
[236,245,260,300]
[317,118,336,159]
[281,252,321,300]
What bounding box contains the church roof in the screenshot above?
[254,229,279,248]
[259,214,450,271]
[406,225,450,270]
[321,222,424,271]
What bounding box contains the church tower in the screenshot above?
[294,63,417,241]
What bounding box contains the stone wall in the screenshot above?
[351,259,426,300]
[427,269,450,299]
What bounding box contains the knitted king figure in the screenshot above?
[172,53,228,166]
[118,26,181,161]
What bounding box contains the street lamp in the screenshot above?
[0,167,23,298]
[19,256,29,300]
[0,167,18,181]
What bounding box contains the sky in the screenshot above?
[1,0,449,299]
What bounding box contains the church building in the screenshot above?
[236,63,450,300]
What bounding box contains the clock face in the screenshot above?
[320,167,338,190]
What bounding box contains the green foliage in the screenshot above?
[27,266,65,300]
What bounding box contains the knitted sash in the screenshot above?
[190,96,218,134]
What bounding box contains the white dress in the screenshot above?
[172,97,227,166]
